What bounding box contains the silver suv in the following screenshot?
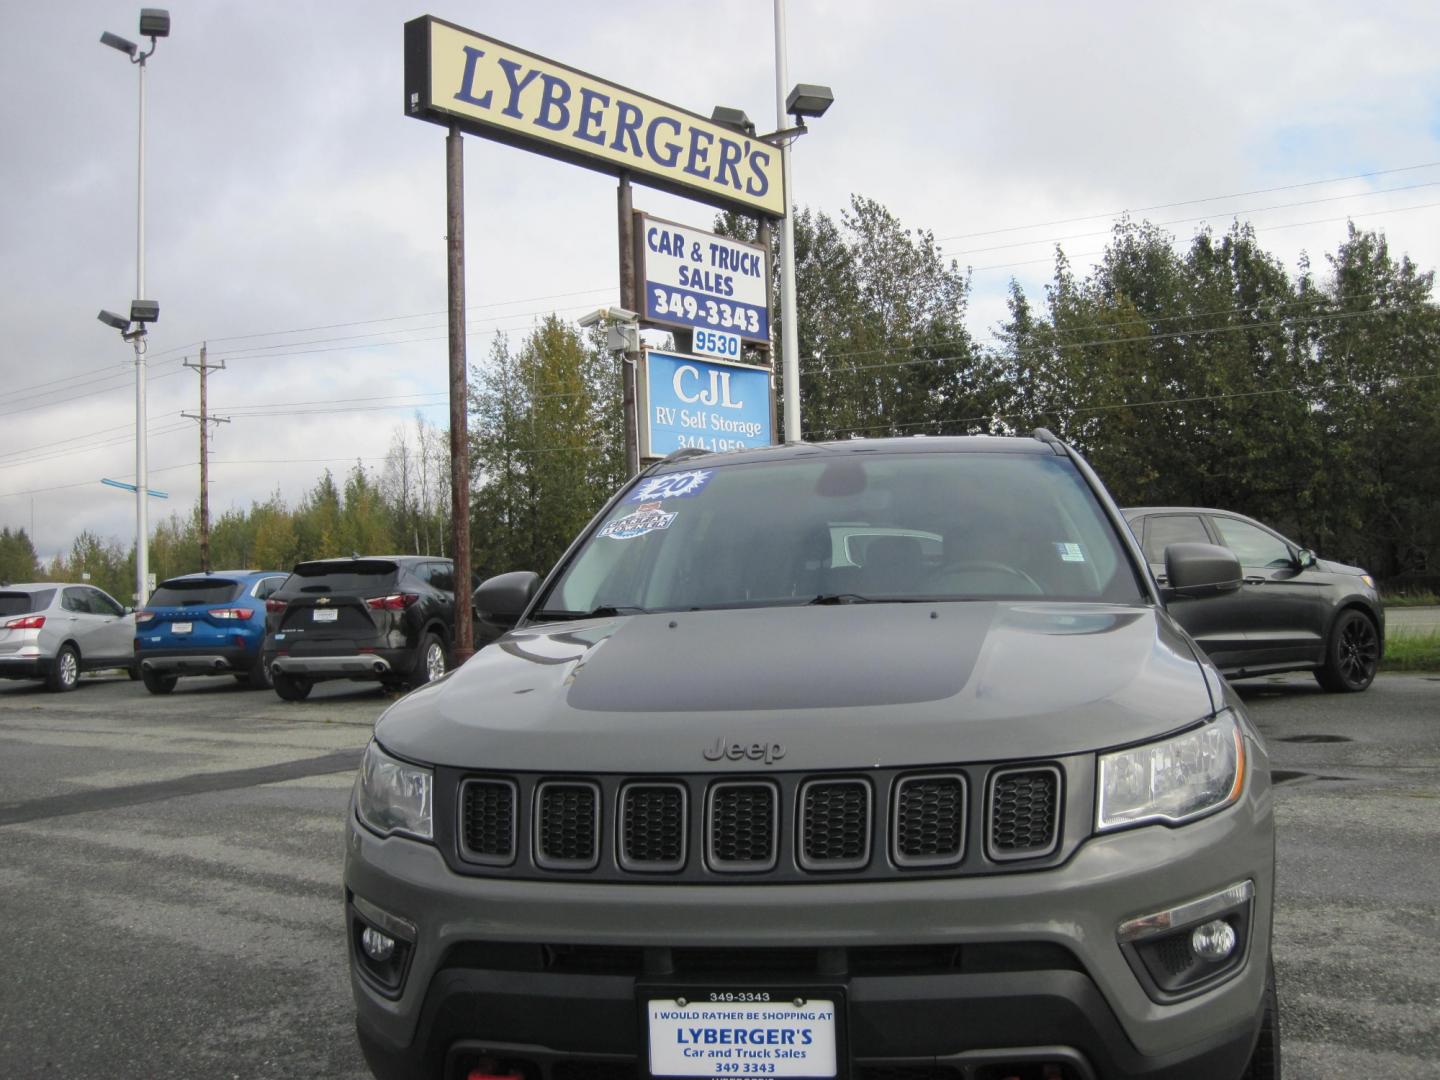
[344,433,1279,1080]
[0,582,134,691]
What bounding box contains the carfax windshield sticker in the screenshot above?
[1055,542,1086,563]
[629,470,713,502]
[599,502,676,540]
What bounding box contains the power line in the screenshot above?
[933,160,1440,243]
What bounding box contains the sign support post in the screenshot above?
[617,175,640,477]
[446,122,474,663]
[756,217,777,445]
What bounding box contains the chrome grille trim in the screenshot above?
[985,764,1063,861]
[892,772,967,868]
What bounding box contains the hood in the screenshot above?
[1315,557,1369,578]
[377,602,1212,772]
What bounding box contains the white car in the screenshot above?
[0,582,135,692]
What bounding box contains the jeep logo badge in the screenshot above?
[703,738,786,765]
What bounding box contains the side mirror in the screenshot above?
[472,571,541,629]
[1295,548,1317,569]
[1163,543,1242,598]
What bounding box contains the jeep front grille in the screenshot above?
[619,782,686,871]
[893,773,966,867]
[450,760,1068,881]
[987,766,1062,860]
[798,779,871,870]
[707,782,778,871]
[535,780,600,869]
[459,778,517,865]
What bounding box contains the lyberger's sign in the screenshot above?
[404,17,785,218]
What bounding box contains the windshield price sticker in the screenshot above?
[647,998,837,1078]
[638,215,769,343]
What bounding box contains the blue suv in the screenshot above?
[134,570,288,694]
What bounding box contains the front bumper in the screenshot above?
[344,777,1274,1080]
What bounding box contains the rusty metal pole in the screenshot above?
[617,175,640,476]
[446,123,475,663]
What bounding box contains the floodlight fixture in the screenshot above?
[98,309,131,331]
[100,31,138,57]
[129,299,159,323]
[786,84,834,121]
[139,8,170,38]
[711,106,757,138]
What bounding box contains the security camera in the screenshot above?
[577,306,639,328]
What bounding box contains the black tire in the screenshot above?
[410,632,447,689]
[141,666,178,695]
[272,667,313,701]
[1314,609,1380,693]
[246,654,274,691]
[46,644,81,693]
[1241,959,1281,1080]
[127,663,140,681]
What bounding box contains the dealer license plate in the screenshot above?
[312,608,338,622]
[647,995,837,1079]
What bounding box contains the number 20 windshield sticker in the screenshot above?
[599,502,677,540]
[629,470,713,502]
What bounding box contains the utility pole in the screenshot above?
[183,342,228,572]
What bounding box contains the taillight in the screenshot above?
[134,611,155,624]
[366,593,419,611]
[3,615,45,630]
[266,599,288,614]
[211,608,254,620]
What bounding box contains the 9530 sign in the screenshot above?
[649,287,764,337]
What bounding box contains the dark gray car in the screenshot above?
[1124,506,1383,691]
[345,434,1278,1080]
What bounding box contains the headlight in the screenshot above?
[355,740,433,841]
[1097,711,1245,831]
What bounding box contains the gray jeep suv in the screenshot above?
[345,433,1279,1080]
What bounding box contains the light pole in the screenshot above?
[772,0,832,443]
[99,9,169,606]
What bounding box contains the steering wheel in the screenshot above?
[928,560,1045,596]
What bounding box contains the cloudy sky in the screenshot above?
[2,0,1438,565]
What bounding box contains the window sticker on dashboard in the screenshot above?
[600,503,677,540]
[1055,541,1086,563]
[629,470,713,502]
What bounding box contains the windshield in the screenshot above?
[538,450,1145,617]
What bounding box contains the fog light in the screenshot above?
[1190,918,1237,961]
[361,927,395,961]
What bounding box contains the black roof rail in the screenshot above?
[638,446,712,476]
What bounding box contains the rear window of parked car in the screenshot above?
[284,561,400,596]
[0,589,51,617]
[149,579,244,606]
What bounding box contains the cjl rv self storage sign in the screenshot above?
[638,214,770,344]
[639,351,773,458]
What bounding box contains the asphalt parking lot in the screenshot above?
[0,670,1436,1079]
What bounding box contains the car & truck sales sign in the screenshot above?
[405,17,785,218]
[639,214,769,345]
[640,351,773,458]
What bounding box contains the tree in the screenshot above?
[0,527,40,583]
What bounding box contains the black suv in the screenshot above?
[264,556,461,701]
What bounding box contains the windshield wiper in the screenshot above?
[806,593,874,605]
[532,605,647,621]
